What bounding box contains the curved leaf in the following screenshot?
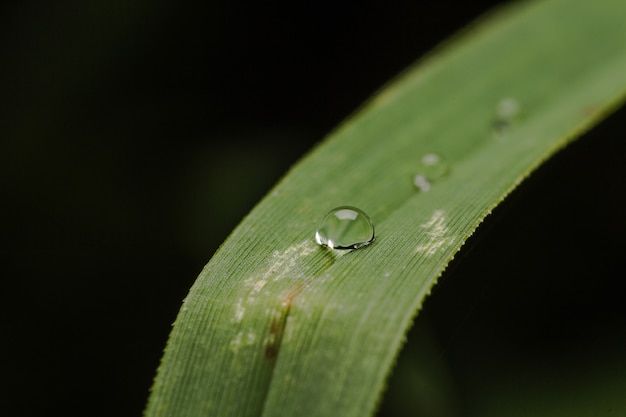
[145,0,626,416]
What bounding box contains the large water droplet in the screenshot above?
[315,206,375,250]
[413,153,449,192]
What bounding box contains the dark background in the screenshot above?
[2,1,624,416]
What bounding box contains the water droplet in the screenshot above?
[413,153,449,192]
[492,98,520,139]
[496,98,519,119]
[315,206,375,250]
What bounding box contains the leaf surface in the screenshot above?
[145,1,626,416]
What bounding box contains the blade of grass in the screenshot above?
[145,0,626,416]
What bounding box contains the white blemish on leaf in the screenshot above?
[233,297,245,323]
[252,279,267,294]
[248,240,316,295]
[232,240,316,324]
[414,210,454,256]
[229,330,258,353]
[229,331,243,352]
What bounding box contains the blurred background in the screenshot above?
[1,1,624,416]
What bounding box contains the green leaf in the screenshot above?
[145,0,626,416]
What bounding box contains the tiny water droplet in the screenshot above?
[496,98,519,119]
[315,206,375,250]
[413,153,449,192]
[492,98,520,139]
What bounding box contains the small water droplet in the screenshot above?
[492,98,520,139]
[496,98,519,119]
[413,153,449,192]
[315,206,375,250]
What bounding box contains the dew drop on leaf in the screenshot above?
[413,153,449,192]
[496,98,520,118]
[315,206,375,250]
[492,97,520,139]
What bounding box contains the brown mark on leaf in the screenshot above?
[265,280,305,361]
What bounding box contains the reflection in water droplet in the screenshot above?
[492,98,520,139]
[315,206,375,250]
[413,153,449,192]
